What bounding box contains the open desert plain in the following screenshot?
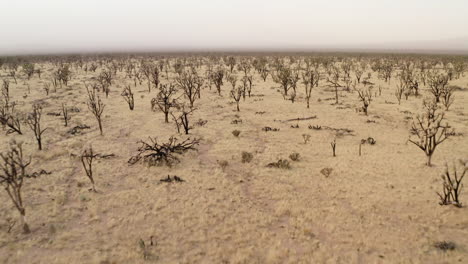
[0,53,467,264]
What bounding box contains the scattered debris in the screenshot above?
[282,115,317,123]
[361,137,376,145]
[67,125,91,135]
[320,168,333,177]
[160,175,185,183]
[434,241,456,251]
[267,159,291,169]
[262,126,280,132]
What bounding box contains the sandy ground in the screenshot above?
[0,57,468,264]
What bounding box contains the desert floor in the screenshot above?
[1,59,468,264]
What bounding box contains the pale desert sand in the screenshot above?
[0,56,468,264]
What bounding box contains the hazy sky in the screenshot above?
[1,0,467,55]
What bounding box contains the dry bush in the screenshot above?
[0,102,22,135]
[267,159,291,169]
[26,104,47,150]
[61,103,71,127]
[241,151,253,163]
[230,85,243,111]
[302,70,319,108]
[171,104,195,134]
[128,136,199,167]
[326,66,342,104]
[55,64,72,86]
[121,84,135,110]
[2,79,10,105]
[22,63,35,80]
[43,83,50,95]
[437,160,466,207]
[232,130,241,137]
[217,160,229,170]
[434,241,456,251]
[98,69,113,97]
[81,147,98,192]
[355,86,372,115]
[441,85,456,110]
[330,139,336,157]
[262,126,280,132]
[245,75,253,97]
[320,167,333,177]
[395,79,405,105]
[272,65,292,98]
[225,56,236,72]
[428,73,449,103]
[151,83,178,123]
[176,70,203,108]
[86,86,105,135]
[210,68,224,96]
[0,141,48,233]
[289,152,300,161]
[408,100,452,166]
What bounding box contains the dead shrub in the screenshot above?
[267,159,291,169]
[437,160,466,207]
[232,130,241,137]
[129,136,199,167]
[241,151,253,163]
[289,152,300,161]
[320,167,333,177]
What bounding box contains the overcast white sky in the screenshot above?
[1,0,467,55]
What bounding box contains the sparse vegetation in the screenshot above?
[26,104,47,150]
[86,85,105,135]
[129,136,199,167]
[408,100,451,166]
[241,151,253,163]
[80,147,98,192]
[267,159,291,169]
[437,160,466,207]
[0,141,47,233]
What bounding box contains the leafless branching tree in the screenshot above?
[437,160,466,207]
[121,85,135,110]
[151,83,178,123]
[81,147,98,192]
[26,105,47,150]
[86,86,105,135]
[408,100,452,166]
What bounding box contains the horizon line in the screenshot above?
[2,47,468,57]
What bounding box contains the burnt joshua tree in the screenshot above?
[211,68,224,96]
[327,66,342,104]
[408,100,451,166]
[26,105,47,150]
[428,73,449,103]
[128,136,199,167]
[355,86,372,115]
[395,78,406,105]
[437,160,466,207]
[151,83,178,123]
[230,85,243,111]
[86,86,105,135]
[226,56,236,73]
[176,71,200,108]
[81,147,98,192]
[0,140,44,233]
[302,70,319,108]
[61,103,71,127]
[171,104,194,134]
[121,85,135,110]
[441,85,456,110]
[272,66,292,97]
